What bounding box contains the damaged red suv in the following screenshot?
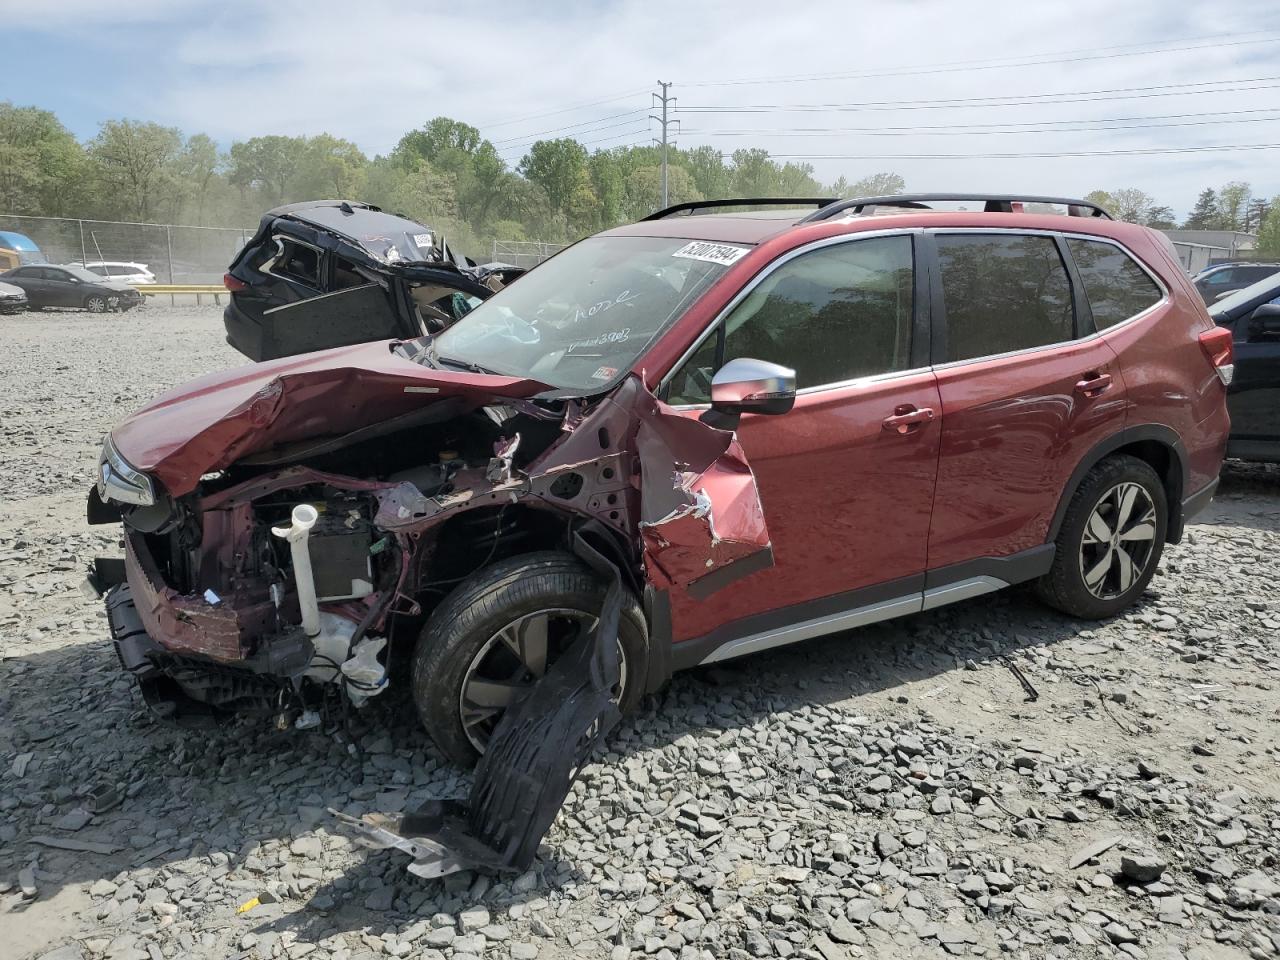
[89,194,1232,766]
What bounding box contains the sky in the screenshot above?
[2,0,1279,220]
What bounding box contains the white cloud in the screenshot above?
[9,0,1280,216]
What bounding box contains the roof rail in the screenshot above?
[798,193,1113,223]
[642,197,839,221]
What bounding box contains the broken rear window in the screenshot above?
[419,236,740,390]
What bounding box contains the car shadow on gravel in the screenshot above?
[0,578,1119,941]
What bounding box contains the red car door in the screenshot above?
[924,230,1128,573]
[660,232,941,652]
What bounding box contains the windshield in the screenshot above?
[423,235,743,390]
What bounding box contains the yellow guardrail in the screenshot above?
[138,284,227,305]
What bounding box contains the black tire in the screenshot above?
[411,550,648,767]
[84,295,108,313]
[1036,454,1168,619]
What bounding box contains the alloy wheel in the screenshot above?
[457,607,624,754]
[86,296,107,313]
[1078,481,1158,601]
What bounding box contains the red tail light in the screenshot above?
[1198,326,1234,386]
[223,272,247,292]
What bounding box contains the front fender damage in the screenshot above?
[333,376,772,878]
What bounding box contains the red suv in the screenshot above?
[88,194,1232,766]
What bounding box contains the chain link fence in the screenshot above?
[0,214,566,283]
[0,214,254,284]
[488,239,567,269]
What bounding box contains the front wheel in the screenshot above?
[411,551,649,766]
[84,295,108,313]
[1036,455,1168,619]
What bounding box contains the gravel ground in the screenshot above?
[1,304,1278,960]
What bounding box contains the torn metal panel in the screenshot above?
[636,402,771,597]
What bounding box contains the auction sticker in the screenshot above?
[413,232,434,248]
[672,241,750,266]
[592,366,619,380]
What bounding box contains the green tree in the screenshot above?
[0,102,88,215]
[1182,189,1219,229]
[518,138,589,214]
[88,119,184,221]
[175,133,222,224]
[1257,198,1280,256]
[1084,189,1115,214]
[1105,188,1157,224]
[390,117,483,168]
[729,148,778,196]
[1217,181,1252,231]
[846,172,906,196]
[621,165,701,220]
[683,145,732,199]
[228,135,308,205]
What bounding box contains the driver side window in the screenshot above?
[667,235,915,404]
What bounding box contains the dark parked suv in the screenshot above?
[88,193,1231,766]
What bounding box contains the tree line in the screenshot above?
[3,101,1278,255]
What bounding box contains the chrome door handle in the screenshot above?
[882,405,936,434]
[1075,372,1113,397]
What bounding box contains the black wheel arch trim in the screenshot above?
[1048,424,1190,545]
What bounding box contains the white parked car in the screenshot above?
[83,261,157,285]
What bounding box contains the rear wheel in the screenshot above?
[1036,455,1167,619]
[410,551,648,766]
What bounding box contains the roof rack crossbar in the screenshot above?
[798,194,1114,223]
[642,197,839,221]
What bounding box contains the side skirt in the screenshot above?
[673,544,1055,670]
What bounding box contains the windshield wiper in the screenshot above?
[434,353,501,376]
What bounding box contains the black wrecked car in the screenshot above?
[222,200,523,361]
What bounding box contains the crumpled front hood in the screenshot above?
[111,340,550,497]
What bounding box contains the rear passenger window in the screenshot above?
[1066,238,1162,330]
[936,234,1073,362]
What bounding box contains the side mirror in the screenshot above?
[707,358,796,422]
[1248,302,1280,341]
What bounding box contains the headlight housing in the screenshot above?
[98,435,156,506]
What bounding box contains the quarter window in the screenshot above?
[1066,238,1162,330]
[667,236,915,402]
[271,238,322,288]
[936,233,1073,362]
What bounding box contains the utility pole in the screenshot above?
[651,81,677,208]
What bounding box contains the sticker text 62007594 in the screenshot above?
[671,241,750,266]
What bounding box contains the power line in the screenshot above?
[676,77,1280,114]
[684,113,1280,138]
[679,33,1280,88]
[495,125,652,162]
[674,106,1280,134]
[476,88,651,129]
[491,112,652,149]
[737,143,1280,160]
